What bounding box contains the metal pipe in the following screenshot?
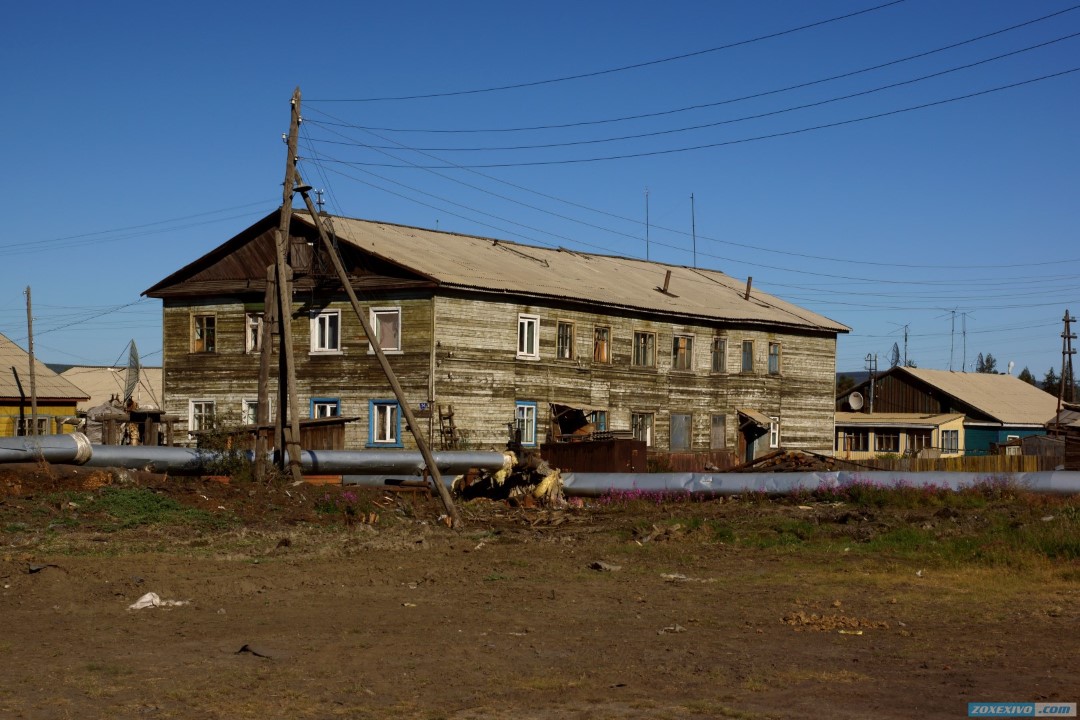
[84,444,507,477]
[0,432,93,465]
[561,471,1080,497]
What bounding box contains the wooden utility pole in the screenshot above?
[293,176,462,528]
[25,287,38,436]
[262,88,305,482]
[1059,309,1077,414]
[254,264,278,480]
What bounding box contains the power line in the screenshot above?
[310,4,1080,134]
[308,0,908,102]
[321,66,1080,168]
[308,31,1080,153]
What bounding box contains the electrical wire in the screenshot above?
[308,0,908,102]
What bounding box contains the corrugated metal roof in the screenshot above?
[899,367,1058,425]
[300,214,849,334]
[835,412,964,427]
[0,332,89,401]
[57,366,163,412]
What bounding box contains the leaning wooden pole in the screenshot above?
[294,183,462,529]
[25,287,38,436]
[254,264,278,481]
[273,88,304,482]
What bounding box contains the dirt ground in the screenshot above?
[1,464,1077,719]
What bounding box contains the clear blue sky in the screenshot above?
[3,1,1077,376]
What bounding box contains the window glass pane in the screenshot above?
[631,413,653,446]
[633,332,655,367]
[246,313,263,353]
[374,309,400,351]
[557,322,574,359]
[515,403,537,445]
[593,327,610,363]
[768,343,780,374]
[194,316,216,353]
[711,414,726,449]
[673,335,693,370]
[742,341,753,372]
[712,338,726,372]
[670,413,691,450]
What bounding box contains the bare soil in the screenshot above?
[1,464,1077,719]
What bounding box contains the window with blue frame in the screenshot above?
[311,398,340,418]
[515,401,538,446]
[369,400,402,447]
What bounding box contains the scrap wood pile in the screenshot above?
[452,452,566,508]
[731,449,845,473]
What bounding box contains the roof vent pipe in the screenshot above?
[744,276,753,300]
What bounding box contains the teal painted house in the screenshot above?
[837,366,1058,456]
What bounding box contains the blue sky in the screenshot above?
[3,0,1077,376]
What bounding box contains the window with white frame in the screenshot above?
[517,314,540,359]
[711,337,727,373]
[311,398,340,418]
[672,334,694,371]
[242,399,272,426]
[245,312,263,353]
[370,307,401,352]
[769,416,780,448]
[515,402,538,446]
[631,412,653,446]
[310,310,341,353]
[942,429,959,453]
[192,314,216,353]
[189,399,216,433]
[16,417,50,436]
[875,431,899,453]
[370,400,401,446]
[556,321,575,360]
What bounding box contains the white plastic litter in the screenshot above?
[128,592,189,610]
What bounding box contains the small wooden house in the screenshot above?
[144,210,849,458]
[0,332,88,436]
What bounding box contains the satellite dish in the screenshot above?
[848,392,864,411]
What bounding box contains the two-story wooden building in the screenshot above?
[144,210,848,459]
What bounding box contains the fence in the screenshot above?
[842,454,1048,473]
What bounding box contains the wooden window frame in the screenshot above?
[741,340,754,373]
[369,399,402,447]
[710,414,727,449]
[556,320,575,360]
[245,312,263,354]
[517,314,540,360]
[711,337,727,373]
[515,401,538,446]
[192,314,216,354]
[768,342,781,375]
[310,397,340,418]
[672,334,694,371]
[631,412,654,447]
[769,416,780,449]
[188,399,216,433]
[632,331,656,368]
[310,310,342,354]
[369,307,402,354]
[593,326,611,364]
[670,412,692,451]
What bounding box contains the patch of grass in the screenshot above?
[88,487,232,531]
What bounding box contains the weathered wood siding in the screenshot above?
[431,293,837,453]
[161,289,837,454]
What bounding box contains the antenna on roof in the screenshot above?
[690,192,697,269]
[644,187,650,261]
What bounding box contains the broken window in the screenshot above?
[193,314,216,353]
[768,342,781,375]
[672,334,694,371]
[517,315,539,359]
[371,307,401,352]
[593,326,610,363]
[633,331,656,367]
[15,417,50,436]
[631,412,653,446]
[556,321,575,360]
[769,417,780,448]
